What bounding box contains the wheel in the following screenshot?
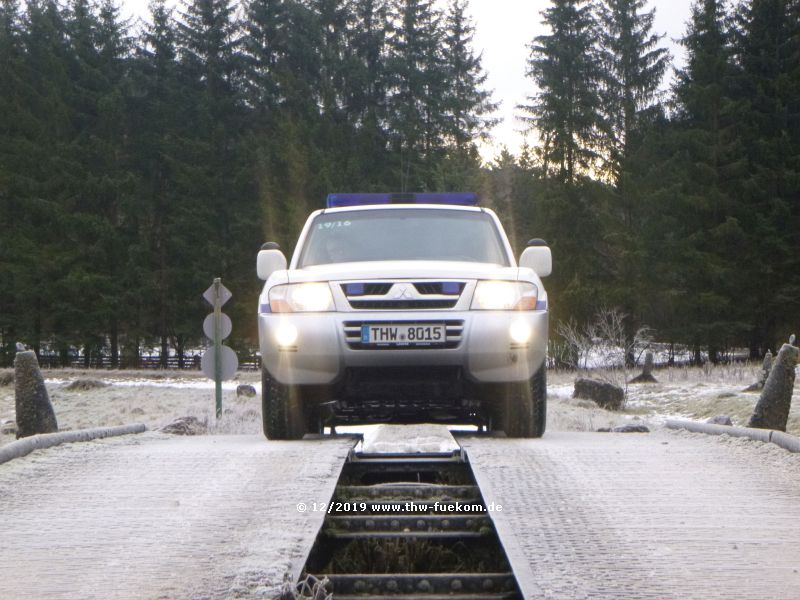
[490,366,547,438]
[261,368,307,440]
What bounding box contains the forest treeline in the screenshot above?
[0,0,798,367]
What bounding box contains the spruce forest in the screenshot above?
[0,0,798,367]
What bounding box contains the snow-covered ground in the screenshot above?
[550,363,800,433]
[1,363,798,449]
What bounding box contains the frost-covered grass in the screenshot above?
[549,363,800,435]
[0,369,262,446]
[1,363,798,447]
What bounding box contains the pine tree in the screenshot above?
[661,0,747,359]
[127,0,191,366]
[519,0,602,184]
[13,0,77,355]
[345,0,390,188]
[731,0,800,353]
[429,0,496,190]
[387,0,446,190]
[241,0,291,115]
[56,0,135,365]
[592,0,669,354]
[597,0,669,181]
[440,0,497,151]
[241,0,321,249]
[0,0,25,363]
[311,0,350,116]
[177,0,260,361]
[347,0,389,128]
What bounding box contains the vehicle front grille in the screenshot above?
[349,300,457,310]
[413,282,466,295]
[341,283,393,296]
[341,281,466,310]
[343,320,464,350]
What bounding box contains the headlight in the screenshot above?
[269,283,334,313]
[274,321,298,346]
[471,281,538,310]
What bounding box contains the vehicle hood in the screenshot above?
[285,261,521,282]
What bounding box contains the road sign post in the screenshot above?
[213,279,222,417]
[202,278,237,418]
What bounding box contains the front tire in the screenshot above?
[490,366,547,438]
[262,368,307,440]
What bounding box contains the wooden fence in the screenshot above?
[35,353,262,371]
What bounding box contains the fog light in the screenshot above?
[275,322,298,347]
[509,319,532,344]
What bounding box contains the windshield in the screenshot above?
[298,209,510,267]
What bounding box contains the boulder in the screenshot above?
[14,350,58,438]
[597,425,650,433]
[65,378,109,391]
[612,424,649,433]
[573,378,625,411]
[706,415,733,426]
[236,384,257,398]
[160,416,207,435]
[629,351,657,384]
[747,342,798,431]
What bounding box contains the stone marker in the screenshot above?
[573,378,625,411]
[747,340,798,432]
[629,351,657,384]
[14,350,58,439]
[744,349,773,392]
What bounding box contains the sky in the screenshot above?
[120,0,696,161]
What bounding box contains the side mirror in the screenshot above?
[257,243,287,280]
[519,239,552,277]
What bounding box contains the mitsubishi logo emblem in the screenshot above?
[390,284,414,300]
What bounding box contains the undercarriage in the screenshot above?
[324,366,485,426]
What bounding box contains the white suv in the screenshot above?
[256,193,552,439]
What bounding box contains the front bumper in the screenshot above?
[258,310,548,385]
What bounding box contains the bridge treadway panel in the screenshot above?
[459,431,800,599]
[0,433,354,599]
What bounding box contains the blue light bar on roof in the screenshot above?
[326,192,478,208]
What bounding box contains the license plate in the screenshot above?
[361,324,446,346]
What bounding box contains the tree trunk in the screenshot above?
[110,320,119,369]
[160,335,169,369]
[693,346,702,366]
[177,338,185,369]
[708,346,719,365]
